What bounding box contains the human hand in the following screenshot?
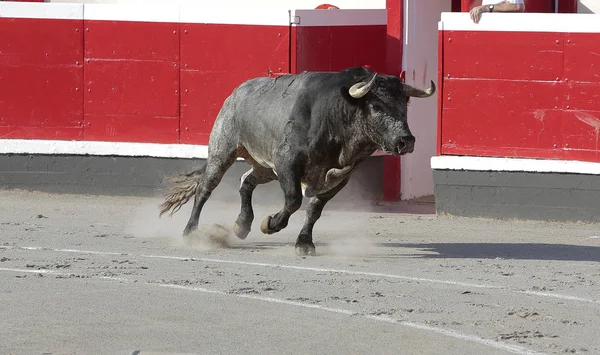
[469,5,486,24]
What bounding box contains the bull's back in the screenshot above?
[227,73,315,167]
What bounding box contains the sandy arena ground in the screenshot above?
[0,189,599,355]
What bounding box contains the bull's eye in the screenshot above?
[372,102,386,112]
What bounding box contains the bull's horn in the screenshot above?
[404,80,436,98]
[349,73,377,99]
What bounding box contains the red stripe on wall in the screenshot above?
[383,0,403,201]
[437,27,444,157]
[84,21,180,62]
[444,31,563,81]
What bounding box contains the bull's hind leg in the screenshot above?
[233,166,277,239]
[295,178,350,256]
[182,144,238,236]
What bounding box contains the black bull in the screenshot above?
[160,66,436,255]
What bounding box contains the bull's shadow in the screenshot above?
[378,242,600,262]
[222,241,600,262]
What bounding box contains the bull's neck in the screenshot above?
[337,128,378,165]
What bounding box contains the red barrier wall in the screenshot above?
[0,4,386,147]
[438,13,600,163]
[0,16,84,140]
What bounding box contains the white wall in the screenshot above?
[47,0,385,9]
[578,0,600,13]
[401,0,450,200]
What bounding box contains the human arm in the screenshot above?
[470,1,526,23]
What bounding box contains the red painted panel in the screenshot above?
[451,0,462,12]
[180,24,290,144]
[83,20,180,143]
[84,114,178,143]
[181,24,289,72]
[382,155,401,200]
[558,0,578,13]
[567,82,600,111]
[295,25,387,72]
[386,0,403,76]
[461,0,480,11]
[443,79,564,110]
[441,79,564,159]
[0,16,83,141]
[0,18,82,66]
[561,110,600,161]
[0,65,83,125]
[443,31,564,81]
[84,20,179,62]
[296,27,330,72]
[524,0,554,13]
[84,59,179,117]
[564,33,600,83]
[384,0,403,201]
[290,26,298,74]
[179,70,247,144]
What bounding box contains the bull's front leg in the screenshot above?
[260,159,303,235]
[295,177,350,256]
[234,166,277,239]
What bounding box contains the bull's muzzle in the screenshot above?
[395,135,415,155]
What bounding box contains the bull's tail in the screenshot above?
[159,165,206,217]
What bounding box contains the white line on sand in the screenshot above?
[7,246,600,305]
[0,267,546,355]
[158,283,546,355]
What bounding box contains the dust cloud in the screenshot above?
[124,160,387,256]
[180,223,231,250]
[124,196,239,251]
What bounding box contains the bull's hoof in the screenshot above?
[260,215,274,235]
[295,243,316,256]
[233,222,250,240]
[183,225,197,237]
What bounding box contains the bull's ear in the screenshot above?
[404,80,436,98]
[348,73,377,99]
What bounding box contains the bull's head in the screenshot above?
[348,71,435,155]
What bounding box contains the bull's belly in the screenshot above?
[241,144,354,198]
[242,145,276,170]
[301,181,330,198]
[300,165,355,198]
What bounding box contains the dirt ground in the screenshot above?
[0,189,599,355]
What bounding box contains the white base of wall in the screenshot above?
[0,139,209,159]
[431,155,600,175]
[0,139,392,160]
